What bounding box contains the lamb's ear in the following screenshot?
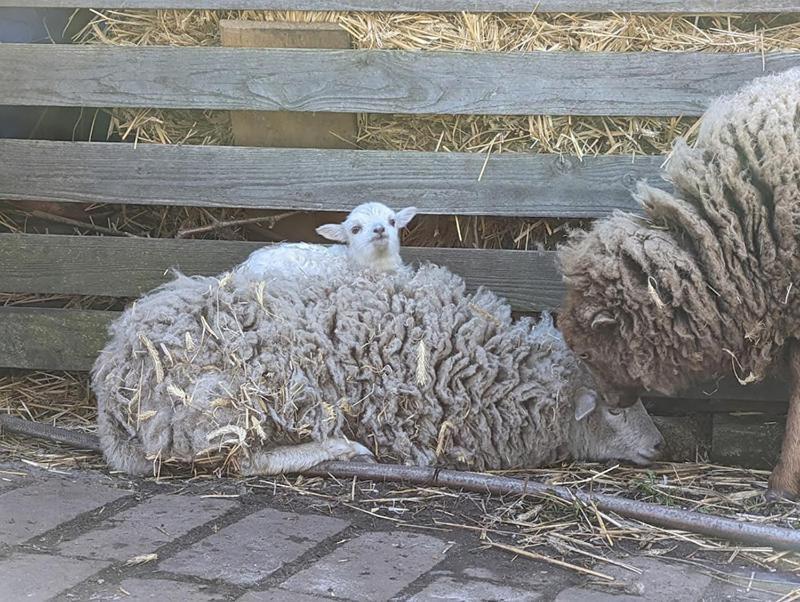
[591,311,617,330]
[316,223,347,243]
[394,207,417,229]
[574,389,597,422]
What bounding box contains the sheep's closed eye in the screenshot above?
[351,225,362,234]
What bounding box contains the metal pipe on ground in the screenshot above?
[307,462,800,552]
[3,415,799,552]
[0,414,102,451]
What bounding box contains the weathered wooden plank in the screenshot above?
[220,21,358,149]
[0,234,563,312]
[3,45,800,116]
[645,390,790,414]
[0,308,788,404]
[0,0,796,13]
[0,308,113,371]
[0,139,660,217]
[712,413,786,470]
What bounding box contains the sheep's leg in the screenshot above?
[241,438,374,476]
[767,343,800,501]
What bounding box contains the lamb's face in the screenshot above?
[316,202,417,272]
[344,203,406,266]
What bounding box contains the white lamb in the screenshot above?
[237,202,418,280]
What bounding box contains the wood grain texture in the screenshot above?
[0,139,661,217]
[711,413,786,470]
[220,20,358,149]
[0,0,796,13]
[0,234,563,312]
[0,308,113,371]
[3,44,800,116]
[0,307,787,403]
[645,391,790,414]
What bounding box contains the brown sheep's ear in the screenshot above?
[591,311,617,329]
[574,389,597,422]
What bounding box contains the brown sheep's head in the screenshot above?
[558,293,688,408]
[557,213,705,407]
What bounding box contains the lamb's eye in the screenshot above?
[351,225,362,234]
[579,352,590,360]
[608,407,623,416]
[389,218,396,227]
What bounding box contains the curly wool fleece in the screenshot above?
[558,67,800,403]
[92,261,656,475]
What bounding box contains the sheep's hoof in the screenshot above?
[765,487,799,504]
[766,466,800,503]
[323,439,374,463]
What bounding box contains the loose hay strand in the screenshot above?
[415,339,429,386]
[488,540,615,581]
[138,334,164,383]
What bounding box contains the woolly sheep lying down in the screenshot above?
[557,67,800,499]
[92,256,663,476]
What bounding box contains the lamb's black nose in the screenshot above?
[374,225,386,234]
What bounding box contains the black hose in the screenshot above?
[3,416,800,551]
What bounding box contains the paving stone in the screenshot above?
[700,569,798,601]
[160,508,349,586]
[0,472,28,493]
[554,556,712,602]
[56,494,235,561]
[281,531,447,602]
[238,591,334,601]
[0,552,108,601]
[408,576,541,601]
[556,587,642,601]
[0,476,127,545]
[100,578,229,601]
[461,565,558,590]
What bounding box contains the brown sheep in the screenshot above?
[557,67,800,500]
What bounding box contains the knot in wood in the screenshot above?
[553,155,577,175]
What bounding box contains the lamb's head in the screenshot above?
[568,387,664,466]
[316,202,417,272]
[557,213,717,408]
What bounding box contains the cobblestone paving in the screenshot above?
[0,461,797,601]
